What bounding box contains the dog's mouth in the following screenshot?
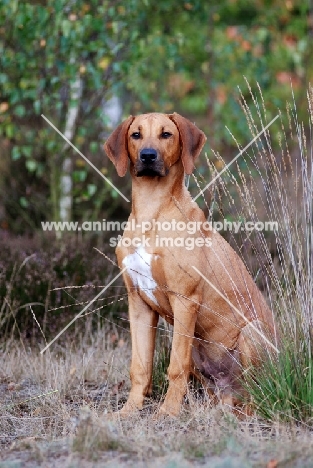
[134,161,168,178]
[136,167,165,177]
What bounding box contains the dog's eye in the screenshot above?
[161,132,172,139]
[131,132,141,140]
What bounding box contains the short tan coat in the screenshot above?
[104,113,275,417]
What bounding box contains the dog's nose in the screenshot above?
[140,148,157,164]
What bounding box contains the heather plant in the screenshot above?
[0,235,127,340]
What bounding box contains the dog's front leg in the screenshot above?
[157,296,197,418]
[118,292,159,416]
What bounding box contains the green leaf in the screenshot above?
[22,146,32,157]
[19,196,29,208]
[14,105,26,117]
[12,146,21,160]
[5,124,14,139]
[73,170,87,182]
[33,100,41,114]
[87,184,97,197]
[10,92,20,105]
[61,19,71,38]
[47,140,57,151]
[89,142,98,153]
[0,73,8,84]
[26,160,37,172]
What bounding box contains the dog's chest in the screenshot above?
[122,245,159,305]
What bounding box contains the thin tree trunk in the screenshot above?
[104,94,123,130]
[90,94,123,222]
[59,70,83,222]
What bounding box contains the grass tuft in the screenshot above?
[72,406,131,458]
[244,333,313,424]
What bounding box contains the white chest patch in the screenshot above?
[122,245,159,306]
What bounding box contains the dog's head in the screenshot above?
[104,112,206,177]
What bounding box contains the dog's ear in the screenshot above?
[169,113,206,175]
[103,116,134,177]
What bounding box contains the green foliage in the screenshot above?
[126,1,311,145]
[0,0,210,227]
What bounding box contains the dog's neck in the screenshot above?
[130,160,191,222]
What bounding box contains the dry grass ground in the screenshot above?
[1,329,313,468]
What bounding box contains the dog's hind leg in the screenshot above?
[237,319,276,368]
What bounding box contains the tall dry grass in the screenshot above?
[199,83,313,424]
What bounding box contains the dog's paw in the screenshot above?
[106,400,142,420]
[153,403,180,420]
[105,408,138,421]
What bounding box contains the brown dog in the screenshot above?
[104,112,276,417]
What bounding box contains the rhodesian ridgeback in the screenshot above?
[104,112,276,417]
